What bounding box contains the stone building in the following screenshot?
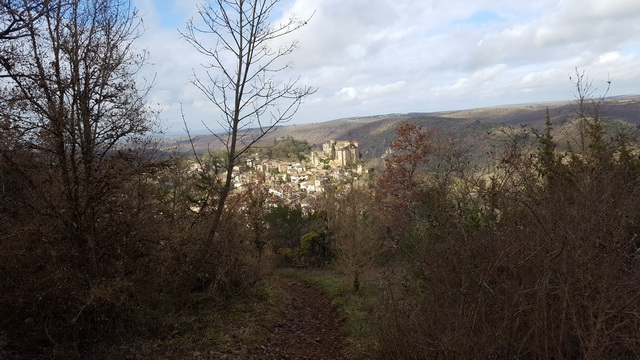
[312,140,360,167]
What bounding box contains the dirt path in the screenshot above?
[249,276,352,360]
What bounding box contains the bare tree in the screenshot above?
[0,0,50,40]
[0,0,154,251]
[0,0,166,349]
[180,0,315,273]
[0,0,54,75]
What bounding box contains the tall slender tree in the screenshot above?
[181,0,315,281]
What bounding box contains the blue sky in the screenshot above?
[152,1,184,28]
[133,0,640,134]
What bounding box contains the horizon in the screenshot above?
[159,93,640,137]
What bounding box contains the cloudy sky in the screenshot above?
[133,0,640,135]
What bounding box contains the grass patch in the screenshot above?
[95,280,288,359]
[276,268,382,359]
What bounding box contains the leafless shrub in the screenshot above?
[375,74,640,359]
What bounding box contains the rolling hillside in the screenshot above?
[164,95,640,161]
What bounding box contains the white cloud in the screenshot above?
[133,0,640,133]
[364,81,406,96]
[599,52,621,64]
[337,87,358,101]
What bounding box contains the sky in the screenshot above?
[132,0,640,135]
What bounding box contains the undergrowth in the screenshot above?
[91,279,287,359]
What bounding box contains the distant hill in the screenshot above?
[163,95,640,162]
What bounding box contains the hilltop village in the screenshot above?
[190,140,371,209]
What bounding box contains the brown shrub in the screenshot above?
[374,88,640,359]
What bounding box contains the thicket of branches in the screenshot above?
[0,0,239,357]
[373,73,640,359]
[0,0,169,352]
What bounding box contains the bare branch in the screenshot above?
[180,0,315,286]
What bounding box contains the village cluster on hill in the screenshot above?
[189,139,369,209]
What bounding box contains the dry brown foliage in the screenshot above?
[374,78,640,359]
[377,122,435,241]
